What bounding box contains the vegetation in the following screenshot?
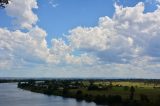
[129,86,135,100]
[0,0,9,8]
[17,79,160,106]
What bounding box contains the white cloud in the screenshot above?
[1,1,160,78]
[0,27,50,69]
[145,0,154,4]
[67,2,160,65]
[65,53,98,65]
[48,0,59,8]
[0,26,95,70]
[49,39,97,65]
[50,39,72,57]
[5,0,38,29]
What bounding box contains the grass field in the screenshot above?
[69,81,160,102]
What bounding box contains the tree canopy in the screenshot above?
[0,0,9,8]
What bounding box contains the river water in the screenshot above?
[0,83,104,106]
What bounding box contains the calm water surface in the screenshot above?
[0,83,105,106]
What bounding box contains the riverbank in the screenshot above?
[0,83,96,106]
[18,79,160,106]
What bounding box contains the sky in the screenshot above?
[0,0,160,78]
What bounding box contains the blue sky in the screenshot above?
[0,0,160,78]
[0,0,158,45]
[1,0,156,46]
[32,0,157,46]
[36,0,115,46]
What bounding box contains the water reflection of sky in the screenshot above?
[0,83,101,106]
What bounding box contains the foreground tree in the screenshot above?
[0,0,9,8]
[130,86,135,100]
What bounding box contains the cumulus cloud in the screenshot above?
[0,27,49,68]
[5,0,38,29]
[68,2,160,64]
[64,53,98,65]
[50,39,72,57]
[49,39,97,64]
[1,0,160,78]
[114,2,160,60]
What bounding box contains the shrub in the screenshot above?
[107,95,122,104]
[140,94,149,103]
[124,86,129,91]
[76,90,83,100]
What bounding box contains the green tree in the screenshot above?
[0,0,9,8]
[130,86,135,100]
[108,81,113,90]
[62,88,69,96]
[76,90,83,100]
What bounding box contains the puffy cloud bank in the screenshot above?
[6,0,38,29]
[0,0,160,78]
[69,2,160,64]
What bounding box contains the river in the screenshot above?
[0,83,104,106]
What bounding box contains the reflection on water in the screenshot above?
[0,83,104,106]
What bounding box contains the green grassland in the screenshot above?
[69,81,160,101]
